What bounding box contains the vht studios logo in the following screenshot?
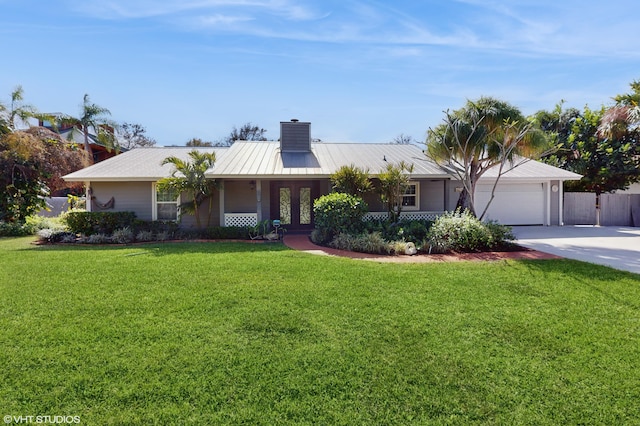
[4,415,81,424]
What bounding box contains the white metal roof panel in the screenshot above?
[206,141,451,178]
[64,147,228,181]
[480,157,582,181]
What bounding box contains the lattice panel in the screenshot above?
[363,211,445,222]
[224,213,258,227]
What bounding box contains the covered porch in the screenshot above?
[218,178,450,230]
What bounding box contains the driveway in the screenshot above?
[512,226,640,274]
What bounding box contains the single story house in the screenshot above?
[64,120,582,230]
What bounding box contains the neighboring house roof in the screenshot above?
[64,147,227,181]
[207,141,451,179]
[58,127,128,152]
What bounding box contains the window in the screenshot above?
[401,182,420,210]
[154,184,179,221]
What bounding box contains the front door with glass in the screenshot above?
[270,181,319,231]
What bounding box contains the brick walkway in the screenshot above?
[283,234,561,263]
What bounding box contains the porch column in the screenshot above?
[256,179,263,222]
[85,181,92,212]
[443,179,450,211]
[219,182,225,226]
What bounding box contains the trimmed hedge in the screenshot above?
[63,211,138,236]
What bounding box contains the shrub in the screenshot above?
[329,232,391,255]
[85,233,111,244]
[0,221,33,237]
[484,220,516,245]
[364,218,431,243]
[330,164,372,196]
[26,215,66,233]
[313,193,368,244]
[426,210,514,253]
[36,229,75,244]
[355,232,391,254]
[133,220,179,237]
[156,231,170,242]
[63,211,137,236]
[112,227,134,244]
[61,233,78,244]
[136,230,155,242]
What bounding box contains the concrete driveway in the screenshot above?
[512,226,640,274]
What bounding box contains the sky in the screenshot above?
[1,0,639,146]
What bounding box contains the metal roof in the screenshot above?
[64,142,581,182]
[206,141,451,178]
[63,147,227,181]
[479,157,582,181]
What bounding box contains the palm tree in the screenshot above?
[62,94,115,162]
[157,150,217,228]
[0,86,37,133]
[427,97,550,219]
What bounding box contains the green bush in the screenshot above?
[133,220,179,236]
[329,232,391,255]
[426,210,514,253]
[63,211,138,236]
[112,227,134,244]
[26,215,66,233]
[364,218,432,243]
[0,221,33,236]
[313,193,368,243]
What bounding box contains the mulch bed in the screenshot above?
[282,235,561,263]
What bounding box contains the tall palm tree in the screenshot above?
[62,94,115,162]
[157,150,217,228]
[427,97,550,219]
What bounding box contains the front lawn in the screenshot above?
[1,237,639,424]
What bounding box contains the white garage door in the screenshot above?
[475,183,545,225]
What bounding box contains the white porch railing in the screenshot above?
[364,211,445,222]
[224,213,258,227]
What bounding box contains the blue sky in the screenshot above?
[1,0,638,146]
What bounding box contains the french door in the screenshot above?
[270,181,320,230]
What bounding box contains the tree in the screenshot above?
[118,122,156,149]
[330,164,372,196]
[223,122,267,145]
[377,161,414,223]
[426,97,550,219]
[534,101,582,168]
[391,133,416,144]
[186,137,213,147]
[61,94,116,161]
[1,86,37,134]
[537,79,640,223]
[157,150,217,228]
[0,128,90,223]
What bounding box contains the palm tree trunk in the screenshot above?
[83,126,94,162]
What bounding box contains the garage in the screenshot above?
[475,183,545,225]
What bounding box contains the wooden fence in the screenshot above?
[564,193,640,226]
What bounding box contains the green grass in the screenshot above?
[1,237,640,425]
